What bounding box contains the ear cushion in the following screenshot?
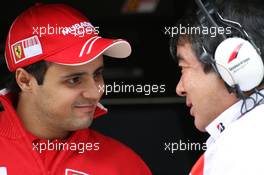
[214,37,264,91]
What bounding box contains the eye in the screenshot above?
[93,70,103,81]
[179,63,189,72]
[66,77,81,86]
[178,64,184,71]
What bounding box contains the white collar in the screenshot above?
[205,89,264,141]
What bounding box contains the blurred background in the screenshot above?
[0,0,208,174]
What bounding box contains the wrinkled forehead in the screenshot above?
[176,41,198,65]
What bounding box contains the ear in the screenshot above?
[15,68,37,92]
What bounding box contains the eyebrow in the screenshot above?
[94,66,104,74]
[61,66,104,79]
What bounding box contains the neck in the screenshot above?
[16,93,70,140]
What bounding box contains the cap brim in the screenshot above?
[44,37,131,66]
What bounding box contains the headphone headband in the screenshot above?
[195,0,261,55]
[194,0,264,94]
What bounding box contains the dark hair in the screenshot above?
[5,61,50,94]
[170,0,264,74]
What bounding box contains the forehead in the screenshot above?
[177,42,199,65]
[47,56,104,74]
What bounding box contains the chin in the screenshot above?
[68,117,94,131]
[194,119,207,132]
[68,123,92,131]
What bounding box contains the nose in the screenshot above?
[82,79,103,100]
[176,77,186,97]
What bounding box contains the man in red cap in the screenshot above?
[0,3,152,175]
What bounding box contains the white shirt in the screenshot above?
[202,91,264,175]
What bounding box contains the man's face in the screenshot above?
[175,42,237,131]
[32,56,104,133]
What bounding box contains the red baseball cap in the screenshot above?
[4,3,131,72]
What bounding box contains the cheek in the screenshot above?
[55,89,80,107]
[194,74,222,120]
[182,71,201,92]
[40,87,79,112]
[183,70,212,108]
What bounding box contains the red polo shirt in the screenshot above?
[0,92,152,175]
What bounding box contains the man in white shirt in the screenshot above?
[169,0,264,174]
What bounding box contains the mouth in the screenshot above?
[186,100,194,117]
[190,106,194,117]
[74,104,97,112]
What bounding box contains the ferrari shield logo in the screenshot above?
[14,44,22,58]
[13,43,25,61]
[65,168,89,175]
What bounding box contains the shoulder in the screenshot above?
[226,104,264,139]
[87,129,152,174]
[89,129,144,160]
[217,104,264,141]
[206,105,264,174]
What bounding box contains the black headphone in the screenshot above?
[194,0,264,95]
